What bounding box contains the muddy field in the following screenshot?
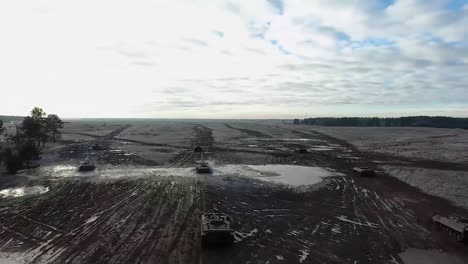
[0,121,467,264]
[299,126,468,211]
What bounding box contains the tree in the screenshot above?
[0,120,3,164]
[30,107,48,147]
[18,140,40,167]
[31,107,46,120]
[2,107,63,173]
[0,119,5,135]
[45,114,64,143]
[19,107,53,148]
[21,116,44,147]
[2,148,23,174]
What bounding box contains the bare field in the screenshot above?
[304,126,468,164]
[294,125,468,212]
[0,121,467,264]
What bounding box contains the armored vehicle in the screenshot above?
[353,167,375,177]
[433,214,468,242]
[201,213,235,246]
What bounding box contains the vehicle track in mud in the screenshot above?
[201,126,468,263]
[294,128,468,171]
[62,125,133,140]
[58,125,160,166]
[202,168,466,263]
[224,124,273,138]
[0,178,204,264]
[2,123,468,264]
[167,125,214,166]
[203,175,437,264]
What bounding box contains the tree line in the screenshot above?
[294,116,468,129]
[0,107,64,174]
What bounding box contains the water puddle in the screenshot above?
[23,164,343,186]
[308,146,337,151]
[242,138,321,142]
[85,215,99,224]
[26,165,198,180]
[214,164,344,186]
[108,149,124,153]
[0,186,49,198]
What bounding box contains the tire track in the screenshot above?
[0,179,204,264]
[224,124,273,138]
[167,125,214,166]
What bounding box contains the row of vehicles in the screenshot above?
[194,147,235,246]
[78,143,467,247]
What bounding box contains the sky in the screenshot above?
[1,0,467,119]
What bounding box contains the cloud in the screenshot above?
[267,0,285,15]
[183,38,209,47]
[0,0,467,118]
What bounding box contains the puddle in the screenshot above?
[85,215,99,224]
[308,146,336,151]
[0,186,49,198]
[108,149,124,153]
[214,164,344,186]
[25,165,199,180]
[98,167,197,179]
[281,138,315,141]
[336,155,360,160]
[242,138,321,142]
[22,164,343,186]
[399,248,466,264]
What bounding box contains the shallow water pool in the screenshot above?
[0,186,50,198]
[22,164,343,187]
[214,164,344,186]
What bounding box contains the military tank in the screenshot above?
[194,146,203,153]
[295,147,308,154]
[432,214,468,242]
[196,161,211,173]
[201,213,235,247]
[353,167,376,177]
[91,143,103,151]
[78,159,96,171]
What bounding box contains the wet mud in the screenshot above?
[0,122,467,264]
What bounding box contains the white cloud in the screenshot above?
[0,0,467,118]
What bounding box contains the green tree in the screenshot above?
[2,107,62,173]
[0,120,4,164]
[45,114,64,143]
[18,140,40,167]
[20,107,50,148]
[31,107,47,147]
[2,148,23,174]
[0,120,5,135]
[31,107,46,120]
[21,116,43,147]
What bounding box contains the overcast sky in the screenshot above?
[1,0,467,118]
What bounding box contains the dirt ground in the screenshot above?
[0,121,467,264]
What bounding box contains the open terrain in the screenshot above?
[0,121,467,264]
[306,126,468,209]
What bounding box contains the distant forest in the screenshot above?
[0,115,24,123]
[294,116,468,129]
